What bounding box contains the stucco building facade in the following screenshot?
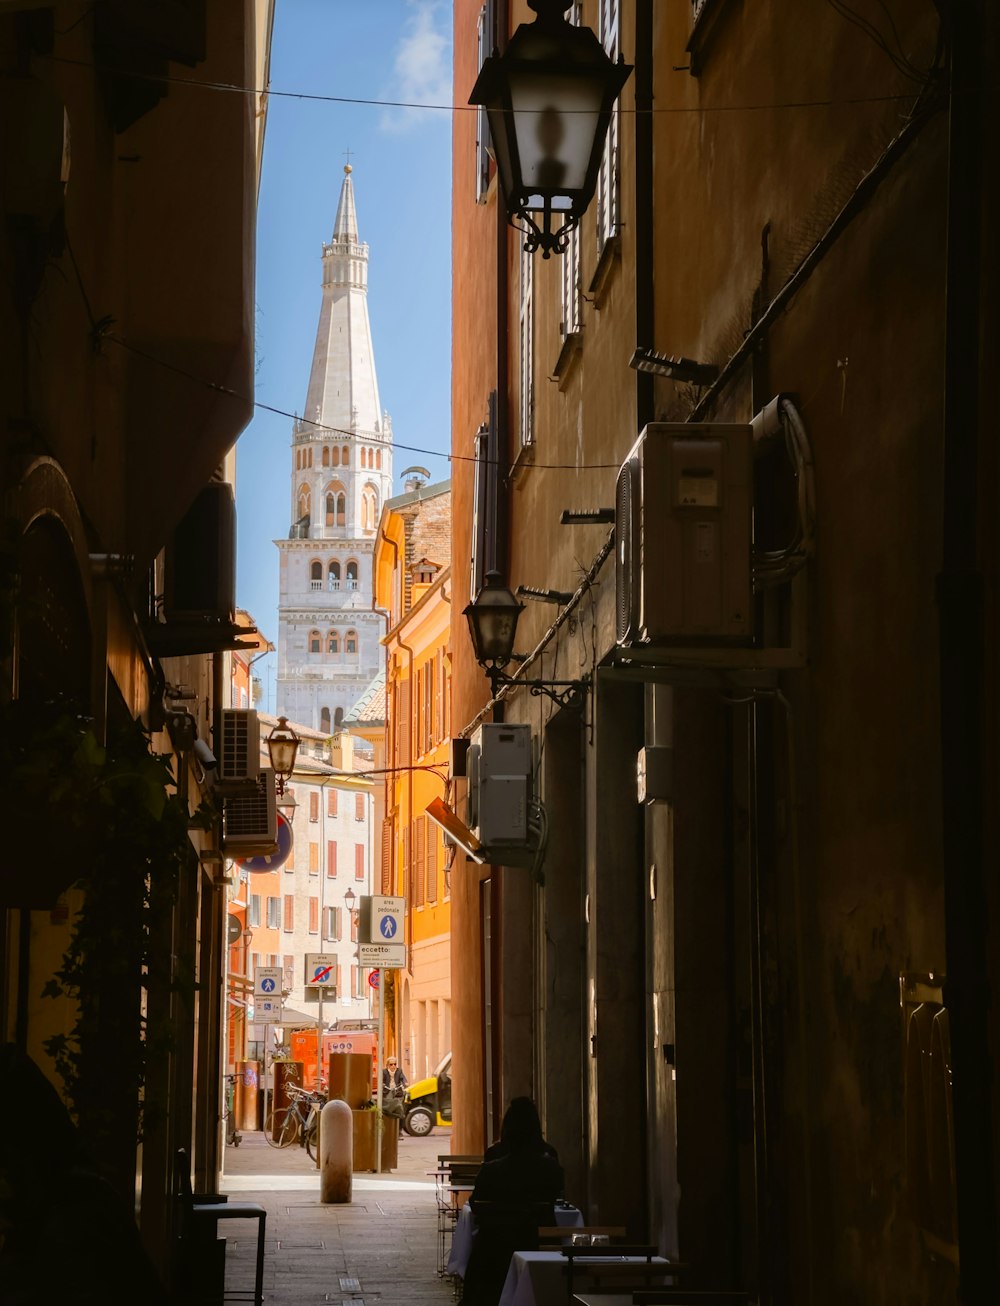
[449,2,999,1302]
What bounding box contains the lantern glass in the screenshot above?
[464,572,524,667]
[266,716,300,782]
[510,72,604,209]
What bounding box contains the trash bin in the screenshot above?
[328,1052,372,1109]
[235,1060,261,1131]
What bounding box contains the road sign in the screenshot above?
[304,952,338,987]
[255,996,282,1020]
[370,895,405,945]
[368,970,380,989]
[358,941,406,968]
[237,811,293,873]
[254,965,282,996]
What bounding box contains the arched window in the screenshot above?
[295,450,301,470]
[346,560,359,591]
[345,629,358,654]
[325,481,347,528]
[361,485,378,531]
[306,446,313,468]
[309,629,321,654]
[376,449,382,470]
[310,560,323,590]
[327,631,339,654]
[320,707,331,732]
[322,446,329,467]
[341,444,350,466]
[328,560,341,590]
[336,493,346,527]
[298,486,311,522]
[331,446,340,466]
[334,707,345,729]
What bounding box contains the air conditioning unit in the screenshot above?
[616,422,753,648]
[218,709,260,783]
[467,723,531,848]
[222,769,277,856]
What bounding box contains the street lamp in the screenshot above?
[265,715,300,797]
[344,886,356,915]
[464,570,587,707]
[469,0,632,257]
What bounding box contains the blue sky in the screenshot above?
[236,0,454,709]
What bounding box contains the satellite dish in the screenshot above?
[227,914,243,945]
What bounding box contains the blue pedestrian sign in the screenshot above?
[367,895,405,947]
[254,965,282,998]
[260,976,276,993]
[379,915,398,939]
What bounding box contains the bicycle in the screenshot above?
[264,1084,326,1160]
[222,1073,242,1147]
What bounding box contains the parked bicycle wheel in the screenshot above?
[264,1107,298,1148]
[305,1113,319,1162]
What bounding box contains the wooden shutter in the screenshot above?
[327,841,337,877]
[355,843,365,879]
[427,824,438,903]
[283,895,294,931]
[309,896,319,933]
[381,817,393,894]
[414,818,426,907]
[397,679,411,769]
[328,789,338,816]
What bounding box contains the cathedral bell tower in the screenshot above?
[275,166,394,732]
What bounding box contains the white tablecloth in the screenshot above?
[446,1204,582,1278]
[497,1250,668,1306]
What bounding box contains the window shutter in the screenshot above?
[427,824,438,903]
[415,818,426,907]
[328,789,338,817]
[397,679,411,769]
[403,823,411,902]
[327,841,337,877]
[355,792,365,821]
[283,895,294,931]
[309,896,319,933]
[310,792,319,822]
[355,843,365,880]
[309,842,319,873]
[471,393,500,598]
[381,817,393,894]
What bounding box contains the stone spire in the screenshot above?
[332,164,359,242]
[302,165,386,439]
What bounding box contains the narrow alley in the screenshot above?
[218,1130,455,1305]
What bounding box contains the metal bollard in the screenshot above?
[320,1099,353,1204]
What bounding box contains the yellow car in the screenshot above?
[403,1050,452,1136]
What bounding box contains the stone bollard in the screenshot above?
[320,1098,353,1203]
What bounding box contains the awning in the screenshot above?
[270,1005,324,1029]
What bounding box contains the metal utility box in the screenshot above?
[467,723,532,848]
[616,422,752,646]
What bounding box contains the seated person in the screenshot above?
[484,1096,559,1168]
[461,1098,563,1306]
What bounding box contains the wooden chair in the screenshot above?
[175,1149,266,1306]
[435,1154,484,1273]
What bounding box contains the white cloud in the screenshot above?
[380,0,452,133]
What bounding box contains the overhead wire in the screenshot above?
[39,51,930,117]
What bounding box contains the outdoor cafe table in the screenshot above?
[446,1202,583,1278]
[498,1250,669,1306]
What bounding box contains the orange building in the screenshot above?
[374,476,452,1081]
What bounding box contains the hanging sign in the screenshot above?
[236,811,293,873]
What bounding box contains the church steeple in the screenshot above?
[275,165,394,734]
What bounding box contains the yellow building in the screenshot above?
[374,477,452,1083]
